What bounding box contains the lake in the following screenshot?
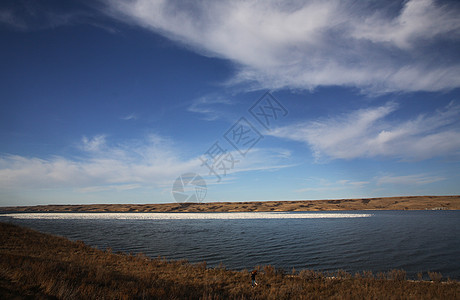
[1,210,459,279]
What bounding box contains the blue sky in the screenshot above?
[1,0,460,206]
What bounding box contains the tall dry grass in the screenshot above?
[0,222,458,299]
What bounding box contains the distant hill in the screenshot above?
[1,195,459,212]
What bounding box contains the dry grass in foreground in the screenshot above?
[1,195,459,213]
[0,222,459,299]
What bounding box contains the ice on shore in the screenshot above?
[1,212,373,220]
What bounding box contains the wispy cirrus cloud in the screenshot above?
[350,0,460,49]
[295,172,446,195]
[81,135,107,152]
[376,173,446,186]
[0,134,199,191]
[102,0,460,94]
[0,134,294,197]
[269,101,460,161]
[5,0,458,93]
[0,3,83,30]
[188,96,233,121]
[0,1,117,33]
[295,178,370,193]
[120,113,138,121]
[0,9,27,30]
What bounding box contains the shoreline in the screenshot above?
[1,195,459,213]
[1,221,458,299]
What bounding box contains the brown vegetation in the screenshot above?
[1,222,459,299]
[1,195,459,213]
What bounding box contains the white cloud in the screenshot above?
[226,147,294,174]
[188,96,233,121]
[376,173,446,186]
[0,9,27,30]
[337,180,369,188]
[81,135,107,152]
[0,2,118,33]
[103,0,460,93]
[121,113,138,121]
[269,101,460,161]
[295,178,369,193]
[77,184,142,193]
[196,146,295,187]
[0,135,199,191]
[0,134,294,197]
[295,173,445,195]
[351,0,460,49]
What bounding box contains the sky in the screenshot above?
[1,0,460,206]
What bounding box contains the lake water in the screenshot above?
[1,210,459,279]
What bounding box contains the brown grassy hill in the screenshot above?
[1,195,459,212]
[1,222,458,299]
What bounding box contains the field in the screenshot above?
[1,221,459,299]
[1,195,459,213]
